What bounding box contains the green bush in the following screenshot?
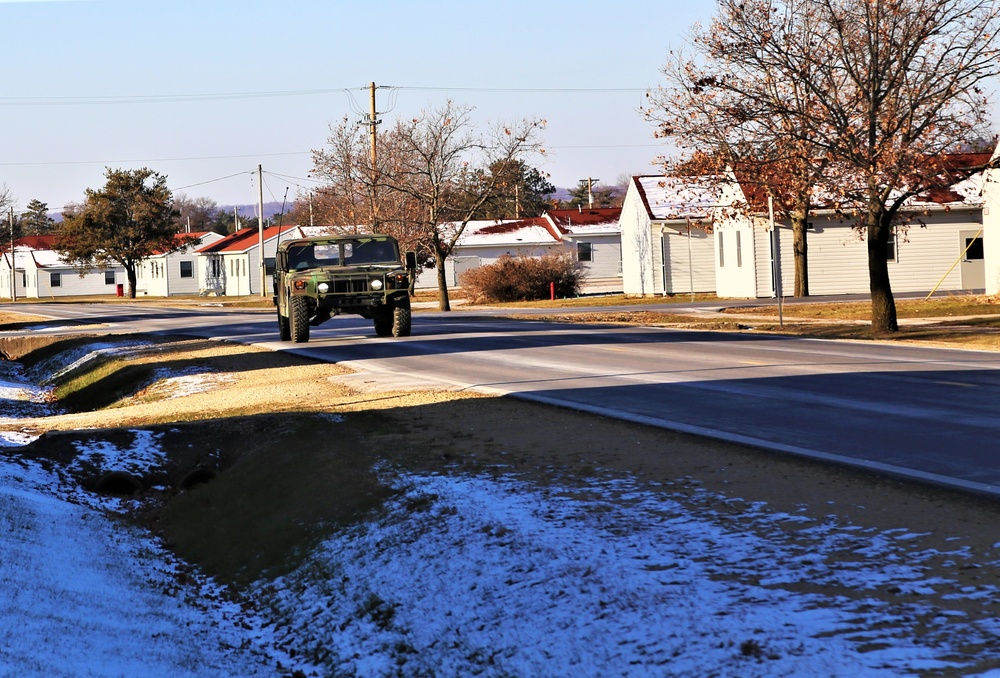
[459,253,583,303]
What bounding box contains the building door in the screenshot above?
[959,230,985,290]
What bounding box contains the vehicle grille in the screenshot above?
[331,276,375,294]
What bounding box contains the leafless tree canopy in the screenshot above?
[310,100,546,311]
[647,0,1000,331]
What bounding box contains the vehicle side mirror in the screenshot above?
[404,251,417,270]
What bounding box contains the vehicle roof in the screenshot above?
[277,234,396,251]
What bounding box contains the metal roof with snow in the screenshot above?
[455,218,562,248]
[545,208,622,236]
[632,175,724,221]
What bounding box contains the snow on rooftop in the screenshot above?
[456,219,561,248]
[638,175,725,221]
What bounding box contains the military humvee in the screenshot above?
[274,234,416,343]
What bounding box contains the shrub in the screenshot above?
[459,253,584,303]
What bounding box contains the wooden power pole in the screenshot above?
[366,82,381,231]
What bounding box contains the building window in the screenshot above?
[50,272,61,288]
[965,236,984,261]
[718,234,725,267]
[577,242,593,262]
[887,228,897,262]
[105,271,115,285]
[180,261,193,278]
[736,231,743,267]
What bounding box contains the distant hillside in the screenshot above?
[47,201,288,224]
[218,202,287,220]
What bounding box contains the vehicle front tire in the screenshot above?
[278,310,291,341]
[392,302,411,337]
[373,310,392,337]
[290,296,310,343]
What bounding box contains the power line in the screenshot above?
[394,86,647,93]
[263,170,321,184]
[0,88,354,106]
[0,84,649,108]
[173,171,254,192]
[0,150,310,168]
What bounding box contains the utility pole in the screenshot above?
[8,208,15,302]
[308,191,314,229]
[359,82,382,231]
[579,177,600,208]
[258,164,266,297]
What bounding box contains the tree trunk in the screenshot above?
[791,211,809,297]
[434,248,451,312]
[125,265,138,299]
[867,208,898,334]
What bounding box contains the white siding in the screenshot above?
[36,268,123,298]
[414,243,567,289]
[620,183,655,295]
[889,212,983,292]
[658,224,715,294]
[572,236,621,279]
[985,154,1000,294]
[752,210,984,298]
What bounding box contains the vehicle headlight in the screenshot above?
[371,279,383,290]
[317,282,329,293]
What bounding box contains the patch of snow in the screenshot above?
[259,472,999,676]
[0,430,41,447]
[0,457,308,676]
[69,429,167,477]
[140,367,234,400]
[19,339,148,385]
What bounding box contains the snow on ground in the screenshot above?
[0,457,305,677]
[3,343,1000,675]
[261,472,1000,677]
[139,368,234,400]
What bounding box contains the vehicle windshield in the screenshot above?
[344,239,399,265]
[286,239,398,270]
[286,243,340,270]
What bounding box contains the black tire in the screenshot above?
[277,310,291,341]
[373,311,392,337]
[392,303,411,337]
[290,296,310,343]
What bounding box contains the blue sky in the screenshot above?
[0,0,717,212]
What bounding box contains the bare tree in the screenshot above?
[172,194,220,234]
[797,0,1000,333]
[646,0,835,297]
[650,0,1000,318]
[381,101,546,310]
[311,100,546,310]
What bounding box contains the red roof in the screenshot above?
[545,208,622,234]
[197,225,294,254]
[13,235,57,250]
[149,232,213,256]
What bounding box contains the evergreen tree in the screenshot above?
[20,199,56,236]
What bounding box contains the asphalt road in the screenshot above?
[6,301,1000,496]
